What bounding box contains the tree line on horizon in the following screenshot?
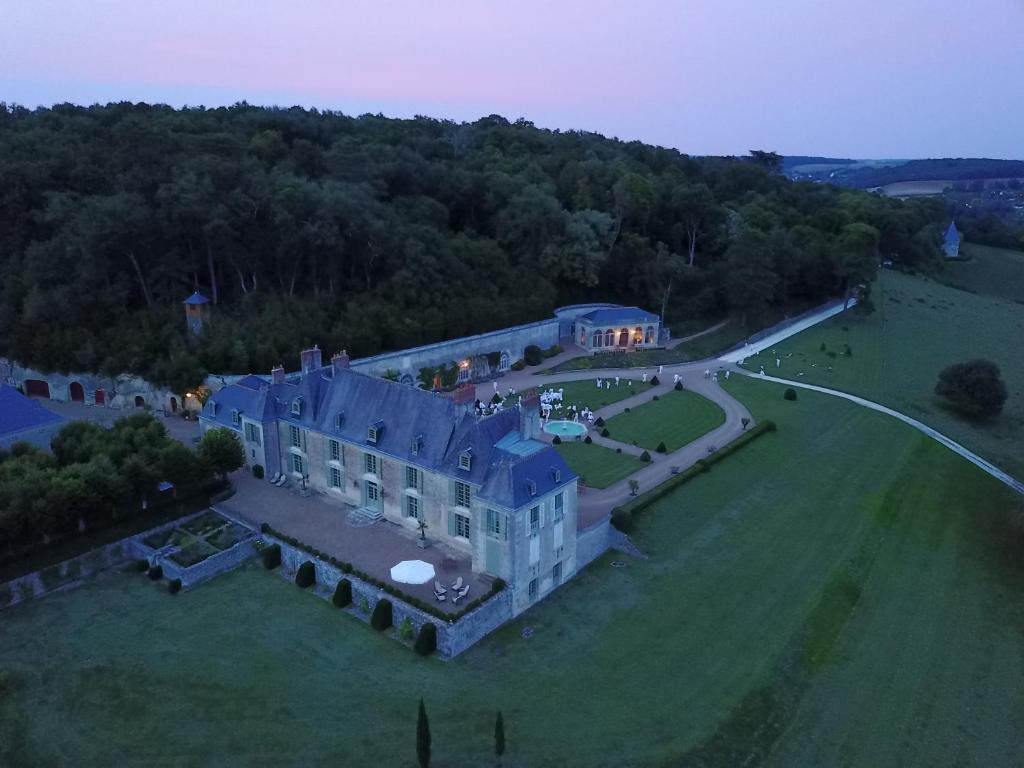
[0,102,946,392]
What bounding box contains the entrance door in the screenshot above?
[618,328,629,347]
[170,396,178,413]
[69,382,85,402]
[134,395,145,408]
[24,379,50,398]
[486,537,501,574]
[94,388,105,405]
[364,480,382,512]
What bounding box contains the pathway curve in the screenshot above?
[737,370,1024,496]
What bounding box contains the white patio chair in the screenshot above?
[451,576,464,591]
[434,592,446,603]
[434,581,447,594]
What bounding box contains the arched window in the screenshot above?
[499,352,511,371]
[457,366,470,384]
[633,326,643,343]
[645,325,655,344]
[592,331,602,348]
[605,329,614,347]
[618,328,629,347]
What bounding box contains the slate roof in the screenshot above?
[944,221,960,244]
[203,366,576,509]
[183,291,210,305]
[0,384,62,438]
[579,306,659,325]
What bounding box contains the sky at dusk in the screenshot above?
[3,0,1023,159]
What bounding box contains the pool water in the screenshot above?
[543,420,588,438]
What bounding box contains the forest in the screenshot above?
[0,102,946,392]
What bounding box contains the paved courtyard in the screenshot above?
[218,471,482,613]
[31,397,201,446]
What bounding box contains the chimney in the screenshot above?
[300,345,322,374]
[520,392,541,440]
[331,350,350,374]
[452,383,476,416]
[271,365,285,385]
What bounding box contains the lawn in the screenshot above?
[2,377,1022,767]
[604,389,726,451]
[554,441,642,489]
[513,377,641,413]
[940,242,1024,303]
[744,268,1024,478]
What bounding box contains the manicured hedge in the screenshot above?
[147,564,163,581]
[168,578,182,595]
[332,578,352,607]
[610,508,635,534]
[524,345,543,366]
[370,598,393,630]
[134,559,149,572]
[252,464,264,479]
[295,560,316,588]
[650,375,659,386]
[617,420,777,522]
[640,450,651,462]
[259,524,506,622]
[656,441,667,453]
[414,622,438,656]
[674,381,684,391]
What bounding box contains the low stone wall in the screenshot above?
[576,517,612,570]
[157,538,258,588]
[0,538,132,611]
[267,533,512,658]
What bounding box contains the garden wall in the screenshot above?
[575,517,612,570]
[156,539,258,588]
[267,533,513,658]
[0,538,131,611]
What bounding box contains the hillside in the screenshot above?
[786,156,1024,189]
[0,103,945,391]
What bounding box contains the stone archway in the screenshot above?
[169,396,178,413]
[69,381,85,402]
[134,395,145,408]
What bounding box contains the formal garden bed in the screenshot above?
[603,390,726,452]
[554,442,643,489]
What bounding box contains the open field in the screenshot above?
[745,268,1024,479]
[2,378,1023,766]
[941,242,1024,302]
[604,389,726,452]
[554,441,642,489]
[876,180,952,196]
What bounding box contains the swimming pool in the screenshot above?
[543,420,588,438]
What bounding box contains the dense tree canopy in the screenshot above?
[935,359,1008,419]
[0,102,946,391]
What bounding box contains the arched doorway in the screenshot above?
[94,388,105,405]
[69,381,85,402]
[169,396,178,413]
[134,395,145,408]
[618,328,629,347]
[24,379,50,398]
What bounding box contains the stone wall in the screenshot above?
[575,517,612,570]
[154,539,258,588]
[349,318,561,382]
[267,532,512,658]
[0,538,132,611]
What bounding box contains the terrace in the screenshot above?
[218,471,481,614]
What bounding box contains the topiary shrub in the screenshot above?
[414,622,438,656]
[650,375,660,386]
[340,561,353,574]
[370,598,393,631]
[640,450,651,462]
[491,578,506,592]
[584,435,592,444]
[147,564,163,581]
[594,416,605,427]
[674,380,684,391]
[552,435,562,444]
[252,464,264,479]
[652,395,659,401]
[134,559,149,573]
[615,447,622,453]
[523,345,543,366]
[511,360,525,371]
[262,543,281,570]
[656,441,667,453]
[610,507,634,533]
[168,578,182,595]
[784,388,798,401]
[332,579,352,607]
[601,428,610,438]
[295,560,316,588]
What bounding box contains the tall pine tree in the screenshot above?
[416,698,431,768]
[495,711,506,757]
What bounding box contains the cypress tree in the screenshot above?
[495,710,505,757]
[416,698,431,768]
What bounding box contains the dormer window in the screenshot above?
[551,467,561,483]
[334,412,344,430]
[367,420,383,443]
[527,479,537,496]
[291,397,303,416]
[231,409,241,426]
[411,434,423,456]
[206,400,217,415]
[459,449,472,471]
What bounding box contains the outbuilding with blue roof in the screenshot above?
[574,305,662,352]
[0,384,65,450]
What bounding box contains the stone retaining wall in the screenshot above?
[156,538,258,588]
[0,538,132,611]
[575,517,612,570]
[267,533,512,658]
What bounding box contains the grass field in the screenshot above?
[554,441,642,489]
[2,378,1022,767]
[745,268,1024,479]
[604,389,726,452]
[941,242,1024,303]
[877,180,952,197]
